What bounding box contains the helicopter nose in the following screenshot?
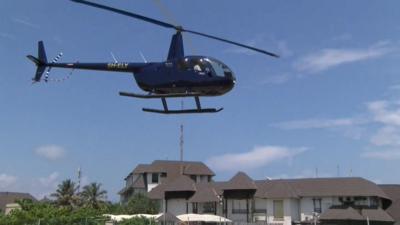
[230,73,236,85]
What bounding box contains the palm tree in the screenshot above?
[51,179,79,208]
[80,182,107,209]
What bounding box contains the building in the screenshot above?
[119,160,397,225]
[119,160,214,203]
[380,185,400,225]
[0,192,36,214]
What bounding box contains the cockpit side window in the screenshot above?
[177,58,213,76]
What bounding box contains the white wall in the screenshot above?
[147,173,160,191]
[262,199,295,225]
[167,199,187,215]
[300,197,335,221]
[226,199,248,222]
[126,174,138,187]
[290,199,300,222]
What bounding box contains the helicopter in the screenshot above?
[27,0,278,114]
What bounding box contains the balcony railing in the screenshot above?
[253,209,267,213]
[232,209,248,214]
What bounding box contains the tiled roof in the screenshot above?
[223,172,257,190]
[320,207,364,221]
[129,160,214,180]
[362,208,394,222]
[132,175,146,189]
[255,177,390,202]
[320,206,394,222]
[164,175,196,192]
[189,183,220,203]
[255,179,298,198]
[380,185,400,225]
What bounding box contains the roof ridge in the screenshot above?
[153,160,204,164]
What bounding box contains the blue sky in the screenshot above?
[1,0,400,201]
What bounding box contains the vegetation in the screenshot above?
[124,193,159,214]
[50,179,79,208]
[80,182,108,209]
[0,199,106,225]
[0,179,159,225]
[118,217,155,225]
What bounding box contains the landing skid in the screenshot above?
[119,91,223,114]
[142,107,223,114]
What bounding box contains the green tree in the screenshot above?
[80,182,108,209]
[125,193,159,214]
[0,200,107,225]
[51,179,79,208]
[118,217,154,225]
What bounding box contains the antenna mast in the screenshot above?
[180,100,184,162]
[77,166,82,193]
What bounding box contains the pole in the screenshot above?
[164,198,166,225]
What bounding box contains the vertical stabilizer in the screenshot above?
[27,41,48,82]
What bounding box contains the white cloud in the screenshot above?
[261,73,291,85]
[368,100,400,126]
[0,174,18,190]
[277,41,293,57]
[39,172,59,188]
[274,117,367,130]
[370,126,400,147]
[35,172,60,199]
[0,32,15,39]
[361,150,400,160]
[271,169,333,179]
[207,145,307,172]
[366,100,400,155]
[35,145,66,161]
[294,42,394,73]
[331,33,353,42]
[12,18,39,29]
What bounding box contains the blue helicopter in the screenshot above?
[27,0,278,114]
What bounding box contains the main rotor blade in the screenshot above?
[184,29,279,58]
[70,0,279,58]
[70,0,176,29]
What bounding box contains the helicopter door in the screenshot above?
[164,61,175,86]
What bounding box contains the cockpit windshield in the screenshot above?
[204,58,233,77]
[177,57,233,78]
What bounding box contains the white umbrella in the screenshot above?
[177,213,232,223]
[103,214,159,222]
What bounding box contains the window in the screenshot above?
[313,198,322,213]
[151,173,158,183]
[206,59,225,77]
[203,202,216,213]
[370,197,379,207]
[273,200,284,220]
[232,199,247,214]
[190,175,197,182]
[354,196,368,206]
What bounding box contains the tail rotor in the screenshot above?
[44,52,63,82]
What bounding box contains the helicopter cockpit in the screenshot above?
[177,57,235,79]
